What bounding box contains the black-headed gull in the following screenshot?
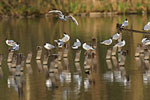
[114,40,126,47]
[48,10,78,25]
[82,43,94,51]
[60,32,70,43]
[72,39,81,49]
[6,39,16,46]
[112,33,120,40]
[141,38,150,45]
[44,43,55,50]
[144,22,150,31]
[121,19,128,28]
[100,38,112,45]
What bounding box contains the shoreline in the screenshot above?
[0,11,148,19]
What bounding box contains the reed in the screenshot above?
[0,0,150,17]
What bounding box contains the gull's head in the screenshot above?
[64,32,67,35]
[76,39,80,42]
[125,18,128,21]
[83,42,86,45]
[44,43,46,46]
[148,22,150,25]
[92,38,96,42]
[48,10,52,14]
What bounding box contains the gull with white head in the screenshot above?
[72,39,81,49]
[100,37,112,45]
[112,33,120,40]
[6,39,16,47]
[82,43,94,51]
[144,22,150,31]
[141,38,150,45]
[48,10,78,26]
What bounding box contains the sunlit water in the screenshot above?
[0,15,150,100]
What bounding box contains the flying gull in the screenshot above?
[48,10,78,25]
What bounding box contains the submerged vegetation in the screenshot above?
[0,0,150,17]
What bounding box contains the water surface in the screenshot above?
[0,15,149,100]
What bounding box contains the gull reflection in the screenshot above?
[46,78,53,88]
[143,61,150,85]
[103,63,130,86]
[73,73,82,89]
[8,74,24,97]
[73,73,82,95]
[84,78,90,91]
[60,71,71,84]
[103,70,114,82]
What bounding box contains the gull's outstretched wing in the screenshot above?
[48,10,63,16]
[67,15,78,26]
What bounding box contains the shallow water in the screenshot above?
[0,15,150,100]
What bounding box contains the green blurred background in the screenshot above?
[0,0,150,17]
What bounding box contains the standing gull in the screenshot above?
[82,43,94,51]
[48,10,78,26]
[54,32,70,48]
[100,38,112,45]
[121,19,128,28]
[142,38,148,44]
[60,32,70,43]
[144,22,150,31]
[114,40,126,47]
[112,33,120,40]
[72,39,81,49]
[141,38,150,45]
[44,43,55,50]
[6,39,16,46]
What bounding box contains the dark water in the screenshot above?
[0,15,149,100]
